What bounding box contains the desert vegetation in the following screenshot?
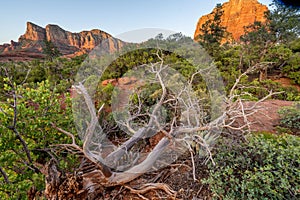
[0,0,299,199]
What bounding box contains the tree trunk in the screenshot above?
[42,159,105,200]
[259,68,267,82]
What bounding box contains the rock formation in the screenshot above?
[0,22,124,61]
[194,0,268,42]
[19,22,46,41]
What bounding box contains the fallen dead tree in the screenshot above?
[38,54,283,199]
[28,33,286,200]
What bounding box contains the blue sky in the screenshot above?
[0,0,272,44]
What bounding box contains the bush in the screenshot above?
[235,79,300,101]
[0,80,77,199]
[202,133,300,199]
[279,103,300,132]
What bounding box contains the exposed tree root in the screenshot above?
[125,183,177,199]
[41,158,177,200]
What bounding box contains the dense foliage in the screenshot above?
[203,133,300,199]
[0,80,77,199]
[279,103,300,132]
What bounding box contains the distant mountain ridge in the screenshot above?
[194,0,268,42]
[0,22,124,61]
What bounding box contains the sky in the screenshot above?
[0,0,273,44]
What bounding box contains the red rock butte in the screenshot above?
[194,0,268,42]
[0,22,125,61]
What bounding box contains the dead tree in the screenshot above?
[45,48,281,199]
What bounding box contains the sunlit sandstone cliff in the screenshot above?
[0,22,124,61]
[194,0,268,42]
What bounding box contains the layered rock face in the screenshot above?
[194,0,268,42]
[19,22,46,41]
[0,22,124,61]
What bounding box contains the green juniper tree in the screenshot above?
[267,0,300,44]
[196,4,227,57]
[239,0,300,81]
[42,40,61,61]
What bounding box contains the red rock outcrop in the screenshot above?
[19,22,46,41]
[0,22,124,61]
[194,0,268,42]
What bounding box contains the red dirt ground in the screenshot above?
[237,99,294,133]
